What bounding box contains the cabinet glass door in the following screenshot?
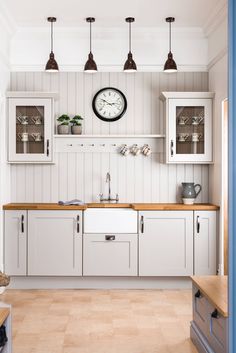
[9,98,52,162]
[16,105,45,155]
[169,98,212,163]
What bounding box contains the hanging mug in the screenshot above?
[18,132,29,142]
[17,116,28,125]
[31,116,42,125]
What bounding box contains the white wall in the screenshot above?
[208,14,228,273]
[0,3,12,271]
[10,71,209,204]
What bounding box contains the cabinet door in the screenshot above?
[83,234,138,276]
[167,98,212,163]
[4,211,27,275]
[28,211,82,276]
[139,211,193,276]
[194,211,217,275]
[8,98,53,163]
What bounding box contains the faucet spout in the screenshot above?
[99,172,119,203]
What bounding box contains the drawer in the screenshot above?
[83,233,138,276]
[207,302,228,353]
[193,285,208,335]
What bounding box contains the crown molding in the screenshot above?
[10,64,208,73]
[203,0,227,37]
[207,46,228,70]
[0,1,17,36]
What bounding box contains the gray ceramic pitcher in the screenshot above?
[181,182,202,199]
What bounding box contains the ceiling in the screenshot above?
[3,0,226,28]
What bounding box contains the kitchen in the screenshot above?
[0,0,230,352]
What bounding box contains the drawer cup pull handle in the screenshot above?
[195,290,202,298]
[211,309,219,319]
[105,235,115,241]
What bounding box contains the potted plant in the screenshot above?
[57,114,70,134]
[70,115,83,135]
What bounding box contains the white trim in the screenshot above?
[207,47,228,71]
[203,0,227,37]
[160,92,215,100]
[6,91,59,99]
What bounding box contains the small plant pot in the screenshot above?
[71,125,82,135]
[58,125,69,134]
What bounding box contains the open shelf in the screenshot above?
[54,134,165,138]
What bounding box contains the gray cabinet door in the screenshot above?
[139,211,193,276]
[83,234,138,276]
[4,210,27,275]
[194,211,217,275]
[28,210,82,276]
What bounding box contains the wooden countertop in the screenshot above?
[3,203,219,210]
[0,308,10,326]
[191,276,228,317]
[131,203,219,210]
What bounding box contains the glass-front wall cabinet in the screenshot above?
[8,97,53,163]
[161,93,213,163]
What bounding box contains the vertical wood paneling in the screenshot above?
[10,71,210,203]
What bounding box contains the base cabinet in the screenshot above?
[28,211,82,276]
[194,211,217,275]
[4,211,27,276]
[83,234,138,276]
[139,211,193,276]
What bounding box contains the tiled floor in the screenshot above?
[1,289,197,353]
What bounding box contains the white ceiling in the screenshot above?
[3,0,226,28]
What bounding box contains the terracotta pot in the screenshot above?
[58,125,69,134]
[71,125,82,135]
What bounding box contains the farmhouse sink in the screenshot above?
[83,208,137,233]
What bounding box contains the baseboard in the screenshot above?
[7,276,192,290]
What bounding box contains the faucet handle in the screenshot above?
[115,194,119,202]
[99,193,104,202]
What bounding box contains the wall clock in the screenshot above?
[92,87,127,122]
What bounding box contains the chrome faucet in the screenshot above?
[99,172,119,202]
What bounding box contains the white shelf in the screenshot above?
[54,134,165,138]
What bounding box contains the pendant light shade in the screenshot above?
[84,17,97,73]
[45,17,59,72]
[164,17,177,73]
[124,17,137,72]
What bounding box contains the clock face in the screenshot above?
[92,87,127,122]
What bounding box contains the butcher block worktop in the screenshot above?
[0,308,10,326]
[191,276,228,317]
[3,203,219,210]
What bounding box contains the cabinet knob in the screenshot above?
[195,290,201,298]
[211,309,219,319]
[105,235,115,241]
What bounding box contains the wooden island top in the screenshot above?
[3,203,219,211]
[0,307,10,326]
[191,276,228,317]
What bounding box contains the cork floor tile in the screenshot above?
[1,289,197,353]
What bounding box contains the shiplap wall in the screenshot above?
[10,71,209,203]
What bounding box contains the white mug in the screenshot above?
[178,133,189,142]
[120,145,130,156]
[192,133,202,142]
[18,132,29,142]
[178,116,189,125]
[131,144,141,156]
[192,116,204,125]
[17,116,28,125]
[31,133,42,142]
[32,116,42,125]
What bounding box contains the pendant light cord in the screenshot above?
[129,21,131,53]
[90,21,92,53]
[51,21,54,53]
[169,21,171,53]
